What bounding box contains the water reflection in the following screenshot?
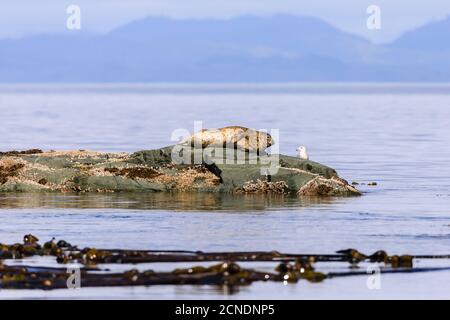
[0,192,337,211]
[173,284,245,296]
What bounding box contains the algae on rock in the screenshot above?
[0,146,361,196]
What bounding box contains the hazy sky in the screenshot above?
[1,0,449,43]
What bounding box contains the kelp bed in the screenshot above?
[1,235,450,290]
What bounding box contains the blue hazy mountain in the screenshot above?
[390,16,450,51]
[0,15,449,82]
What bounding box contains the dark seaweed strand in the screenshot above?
[2,236,450,290]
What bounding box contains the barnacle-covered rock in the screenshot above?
[0,146,360,197]
[298,176,361,197]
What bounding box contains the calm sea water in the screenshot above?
[0,83,450,299]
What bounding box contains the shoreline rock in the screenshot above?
[0,146,361,196]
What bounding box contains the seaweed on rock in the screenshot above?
[0,146,361,196]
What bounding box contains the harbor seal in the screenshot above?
[181,126,273,152]
[296,146,309,160]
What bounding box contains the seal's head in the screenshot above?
[249,129,273,151]
[265,133,274,149]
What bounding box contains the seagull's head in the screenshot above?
[296,146,309,160]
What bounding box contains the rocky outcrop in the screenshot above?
[0,147,361,196]
[298,176,360,197]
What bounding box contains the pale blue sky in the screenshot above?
[1,0,449,42]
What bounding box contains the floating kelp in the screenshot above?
[1,235,450,290]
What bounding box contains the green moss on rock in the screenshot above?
[0,146,361,196]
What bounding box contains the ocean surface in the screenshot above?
[0,83,449,299]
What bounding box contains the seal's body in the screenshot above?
[181,126,273,152]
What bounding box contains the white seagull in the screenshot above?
[296,146,309,160]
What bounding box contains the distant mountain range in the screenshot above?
[1,14,449,82]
